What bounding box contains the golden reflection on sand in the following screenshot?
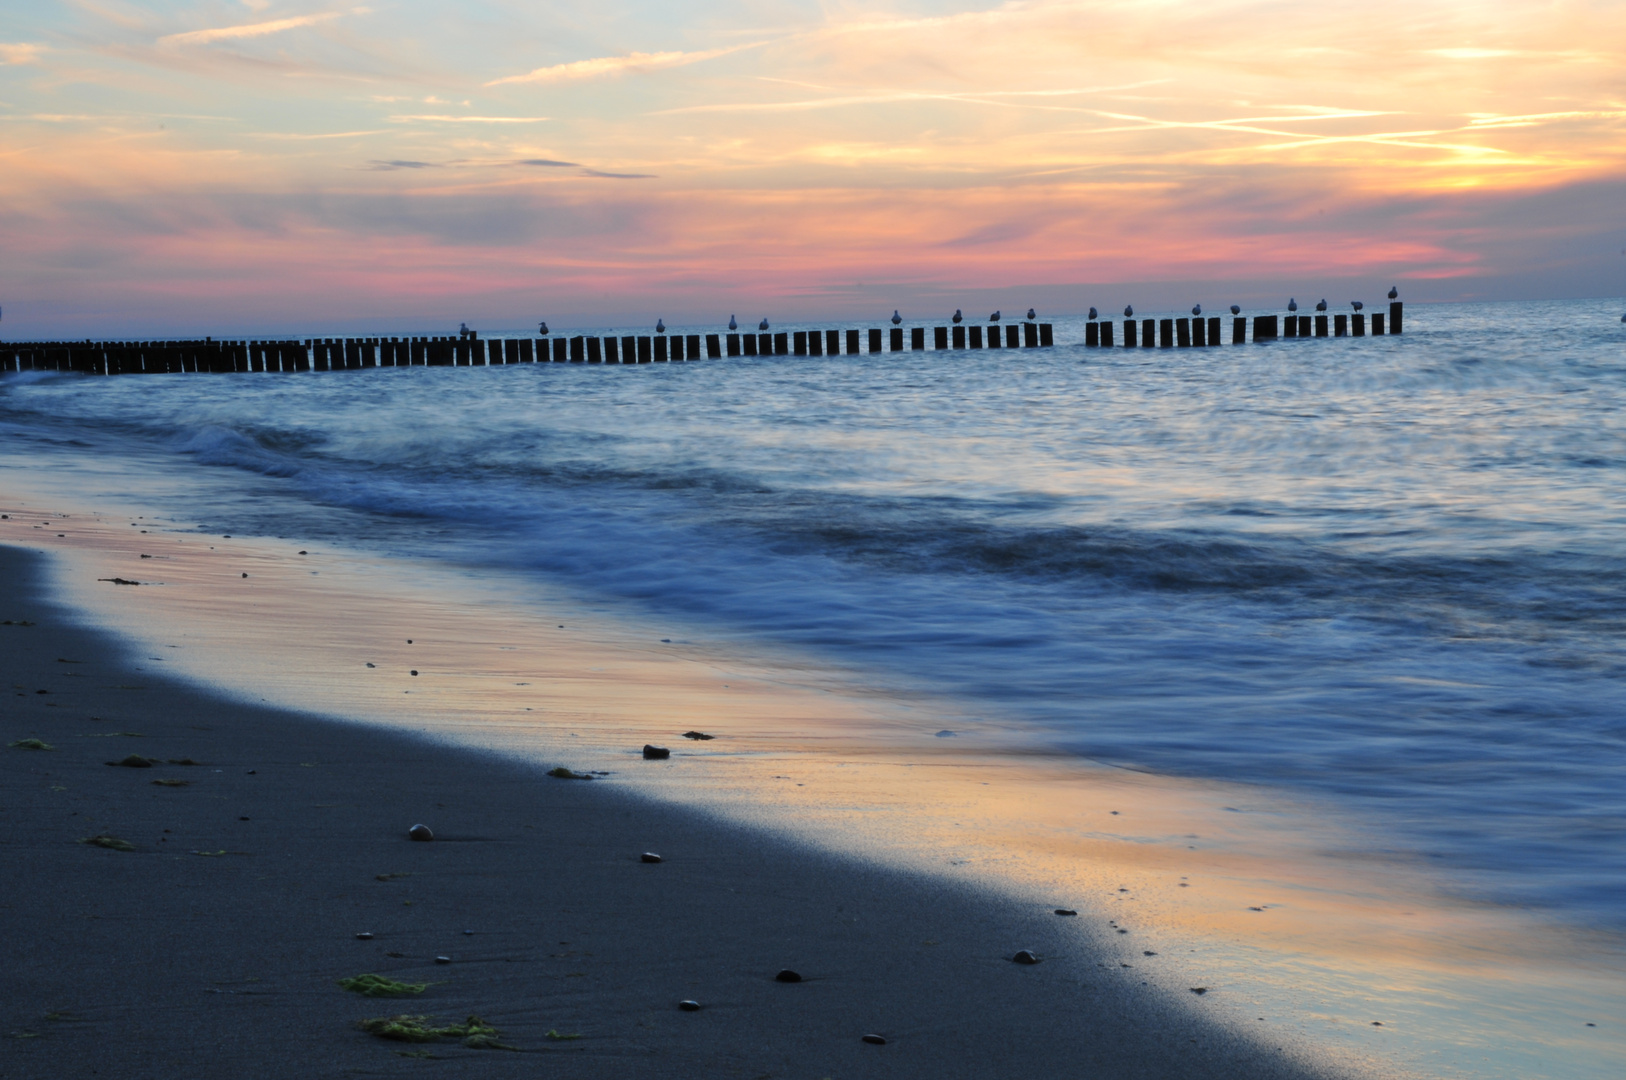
[6,501,1623,1078]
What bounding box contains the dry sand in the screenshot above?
[1,542,1350,1079]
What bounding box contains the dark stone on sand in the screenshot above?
[935,730,956,737]
[1054,909,1077,916]
[1012,951,1041,965]
[679,1000,701,1011]
[1190,987,1208,995]
[408,824,434,842]
[241,573,247,578]
[775,969,803,983]
[548,767,593,780]
[435,956,451,965]
[862,1034,887,1045]
[641,852,663,863]
[356,932,374,940]
[681,730,714,740]
[108,754,154,768]
[643,744,671,760]
[410,670,418,676]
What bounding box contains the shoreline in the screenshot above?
[0,541,1345,1078]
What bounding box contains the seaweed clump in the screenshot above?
[359,1014,513,1049]
[547,767,593,780]
[9,739,54,751]
[80,835,135,852]
[338,974,429,997]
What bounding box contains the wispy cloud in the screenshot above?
[159,12,346,48]
[0,42,46,65]
[388,115,549,124]
[516,159,579,167]
[488,43,765,87]
[581,169,655,179]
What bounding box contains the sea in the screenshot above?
[3,298,1624,1074]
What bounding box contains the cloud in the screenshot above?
[487,44,762,87]
[0,42,46,65]
[159,12,343,47]
[516,159,579,167]
[581,169,655,179]
[365,160,439,170]
[388,115,549,123]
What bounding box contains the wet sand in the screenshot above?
[0,542,1350,1079]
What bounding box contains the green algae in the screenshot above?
[80,835,134,852]
[10,739,53,751]
[339,974,429,997]
[359,1014,513,1049]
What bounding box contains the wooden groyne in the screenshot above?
[0,304,1400,375]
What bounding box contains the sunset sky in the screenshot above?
[3,1,1624,335]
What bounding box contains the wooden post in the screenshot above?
[1314,314,1328,337]
[513,339,529,362]
[636,336,652,362]
[1040,323,1053,346]
[1334,314,1348,337]
[585,337,601,363]
[548,338,563,362]
[1253,314,1279,340]
[826,330,840,355]
[953,325,966,349]
[1023,323,1038,348]
[1085,323,1098,347]
[970,325,984,348]
[1352,313,1366,336]
[1299,315,1311,337]
[1140,319,1154,347]
[1191,317,1205,347]
[656,336,670,361]
[727,333,741,357]
[743,333,758,356]
[602,337,620,364]
[670,335,684,361]
[869,328,883,353]
[911,327,925,351]
[1007,325,1021,348]
[687,334,701,359]
[1208,317,1220,345]
[1371,313,1385,334]
[794,331,808,356]
[846,329,860,354]
[1285,316,1298,338]
[564,336,581,362]
[1176,318,1192,347]
[1124,320,1137,347]
[891,327,904,352]
[935,326,948,350]
[773,332,787,355]
[1389,301,1403,333]
[1158,319,1174,347]
[703,334,719,358]
[808,330,823,356]
[1101,321,1114,347]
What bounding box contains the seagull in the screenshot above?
[728,315,737,330]
[759,318,770,331]
[1351,301,1364,312]
[1027,308,1036,321]
[1288,298,1298,312]
[1191,304,1202,317]
[1088,307,1098,320]
[460,322,468,335]
[655,318,666,334]
[952,309,963,324]
[1230,304,1241,315]
[892,310,902,325]
[1123,305,1133,318]
[990,310,1001,322]
[1388,286,1399,299]
[539,321,549,336]
[1316,299,1328,312]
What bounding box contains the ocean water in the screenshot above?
[4,298,1624,935]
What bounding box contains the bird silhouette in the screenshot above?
[728,315,737,330]
[1123,305,1133,318]
[538,321,549,336]
[990,310,1001,322]
[1230,305,1241,315]
[1316,299,1328,312]
[952,309,963,324]
[1620,313,1626,323]
[891,310,903,325]
[655,318,666,334]
[759,318,770,331]
[1191,304,1202,316]
[1351,301,1364,312]
[1026,308,1036,321]
[1288,299,1298,312]
[1088,307,1098,320]
[460,322,468,335]
[1388,286,1399,299]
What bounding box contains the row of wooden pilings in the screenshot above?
[0,322,1057,375]
[1084,302,1403,347]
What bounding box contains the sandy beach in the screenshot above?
[0,540,1347,1079]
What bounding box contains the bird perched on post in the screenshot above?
[655,318,666,334]
[1288,299,1298,312]
[1123,305,1133,318]
[990,310,1001,322]
[892,310,902,325]
[1230,305,1241,315]
[1351,301,1364,312]
[759,318,770,331]
[539,321,549,336]
[728,315,737,330]
[1088,307,1098,320]
[1027,308,1037,321]
[1316,300,1328,312]
[1191,304,1202,317]
[952,309,963,324]
[1388,286,1399,299]
[459,322,469,336]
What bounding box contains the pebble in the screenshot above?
[1054,908,1077,916]
[679,1000,701,1012]
[410,670,418,676]
[355,932,374,940]
[1190,987,1208,995]
[775,969,803,983]
[435,956,451,965]
[861,1034,887,1045]
[1012,950,1041,965]
[408,824,434,842]
[643,744,671,760]
[641,852,663,863]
